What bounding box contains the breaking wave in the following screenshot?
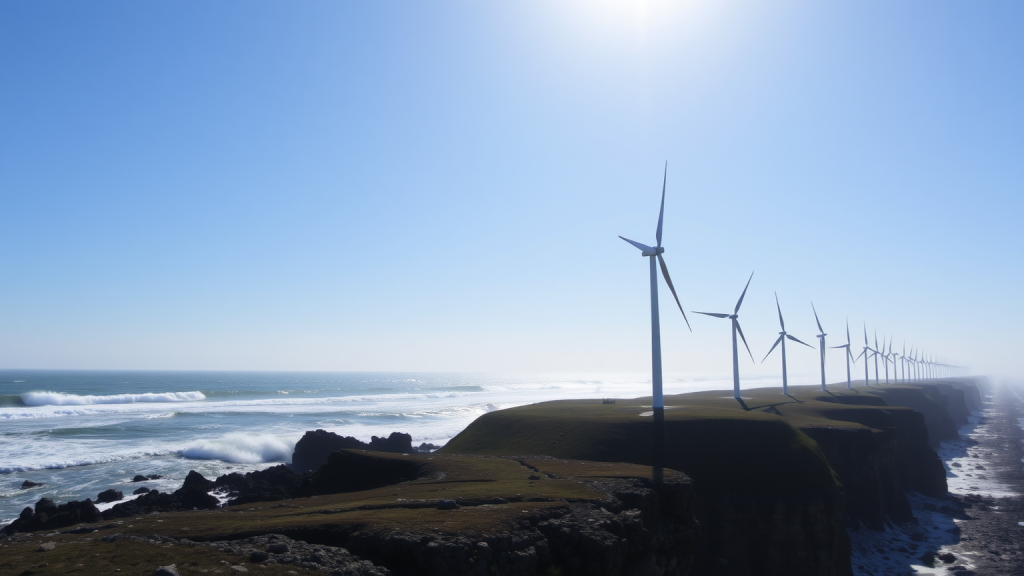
[21,391,207,406]
[180,433,296,464]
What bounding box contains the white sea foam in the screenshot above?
[180,433,297,464]
[21,391,206,406]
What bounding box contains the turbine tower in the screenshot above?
[882,336,891,385]
[812,303,827,391]
[873,331,881,385]
[829,319,857,389]
[762,293,813,395]
[618,164,691,415]
[901,341,907,383]
[856,324,872,385]
[694,272,755,400]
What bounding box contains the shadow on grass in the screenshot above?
[735,396,805,413]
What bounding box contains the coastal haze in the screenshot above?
[0,369,773,525]
[1,2,1023,575]
[0,2,1021,383]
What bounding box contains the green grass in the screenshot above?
[2,452,678,575]
[442,381,971,498]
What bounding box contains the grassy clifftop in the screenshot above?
[442,381,974,498]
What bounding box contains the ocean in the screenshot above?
[0,369,764,525]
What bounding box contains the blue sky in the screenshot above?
[1,1,1021,383]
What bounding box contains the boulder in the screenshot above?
[21,480,43,489]
[291,429,415,473]
[153,565,180,576]
[214,465,307,506]
[133,487,151,495]
[96,489,123,503]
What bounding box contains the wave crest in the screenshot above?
[180,433,295,464]
[21,391,207,406]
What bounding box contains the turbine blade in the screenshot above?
[846,318,851,346]
[693,311,731,318]
[775,292,785,330]
[856,349,866,361]
[619,236,654,253]
[734,271,754,314]
[655,162,666,248]
[735,320,754,362]
[762,335,784,363]
[658,254,691,331]
[787,334,814,348]
[812,302,823,333]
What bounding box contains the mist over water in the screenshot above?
[2,369,794,524]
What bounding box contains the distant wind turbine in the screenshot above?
[901,341,907,383]
[618,164,691,415]
[882,336,891,385]
[762,293,814,395]
[829,319,857,389]
[694,272,755,400]
[856,324,872,385]
[812,303,828,391]
[873,331,881,385]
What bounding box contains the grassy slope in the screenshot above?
[1,453,676,575]
[443,382,958,498]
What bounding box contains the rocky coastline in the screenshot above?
[1,378,999,576]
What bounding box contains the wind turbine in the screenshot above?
[856,323,871,385]
[829,319,857,389]
[762,293,814,395]
[873,331,881,385]
[618,164,691,415]
[812,303,828,391]
[694,272,755,400]
[882,336,891,385]
[901,341,907,383]
[887,339,898,385]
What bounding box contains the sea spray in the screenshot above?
[180,433,298,464]
[21,391,207,406]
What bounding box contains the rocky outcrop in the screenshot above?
[2,471,222,534]
[339,476,697,576]
[96,489,123,503]
[5,498,100,533]
[291,430,415,473]
[308,450,428,495]
[215,464,309,506]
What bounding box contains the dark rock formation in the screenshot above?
[197,534,387,576]
[291,429,414,473]
[20,480,43,489]
[96,489,123,503]
[339,476,696,576]
[132,474,164,482]
[214,465,309,506]
[134,486,151,495]
[308,449,426,495]
[4,498,100,533]
[802,400,947,529]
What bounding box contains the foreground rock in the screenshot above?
[291,429,415,473]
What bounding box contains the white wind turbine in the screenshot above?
[872,331,881,385]
[812,303,828,391]
[619,164,691,415]
[829,319,857,389]
[694,272,755,400]
[855,324,873,385]
[882,336,891,384]
[901,341,907,383]
[762,293,814,395]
